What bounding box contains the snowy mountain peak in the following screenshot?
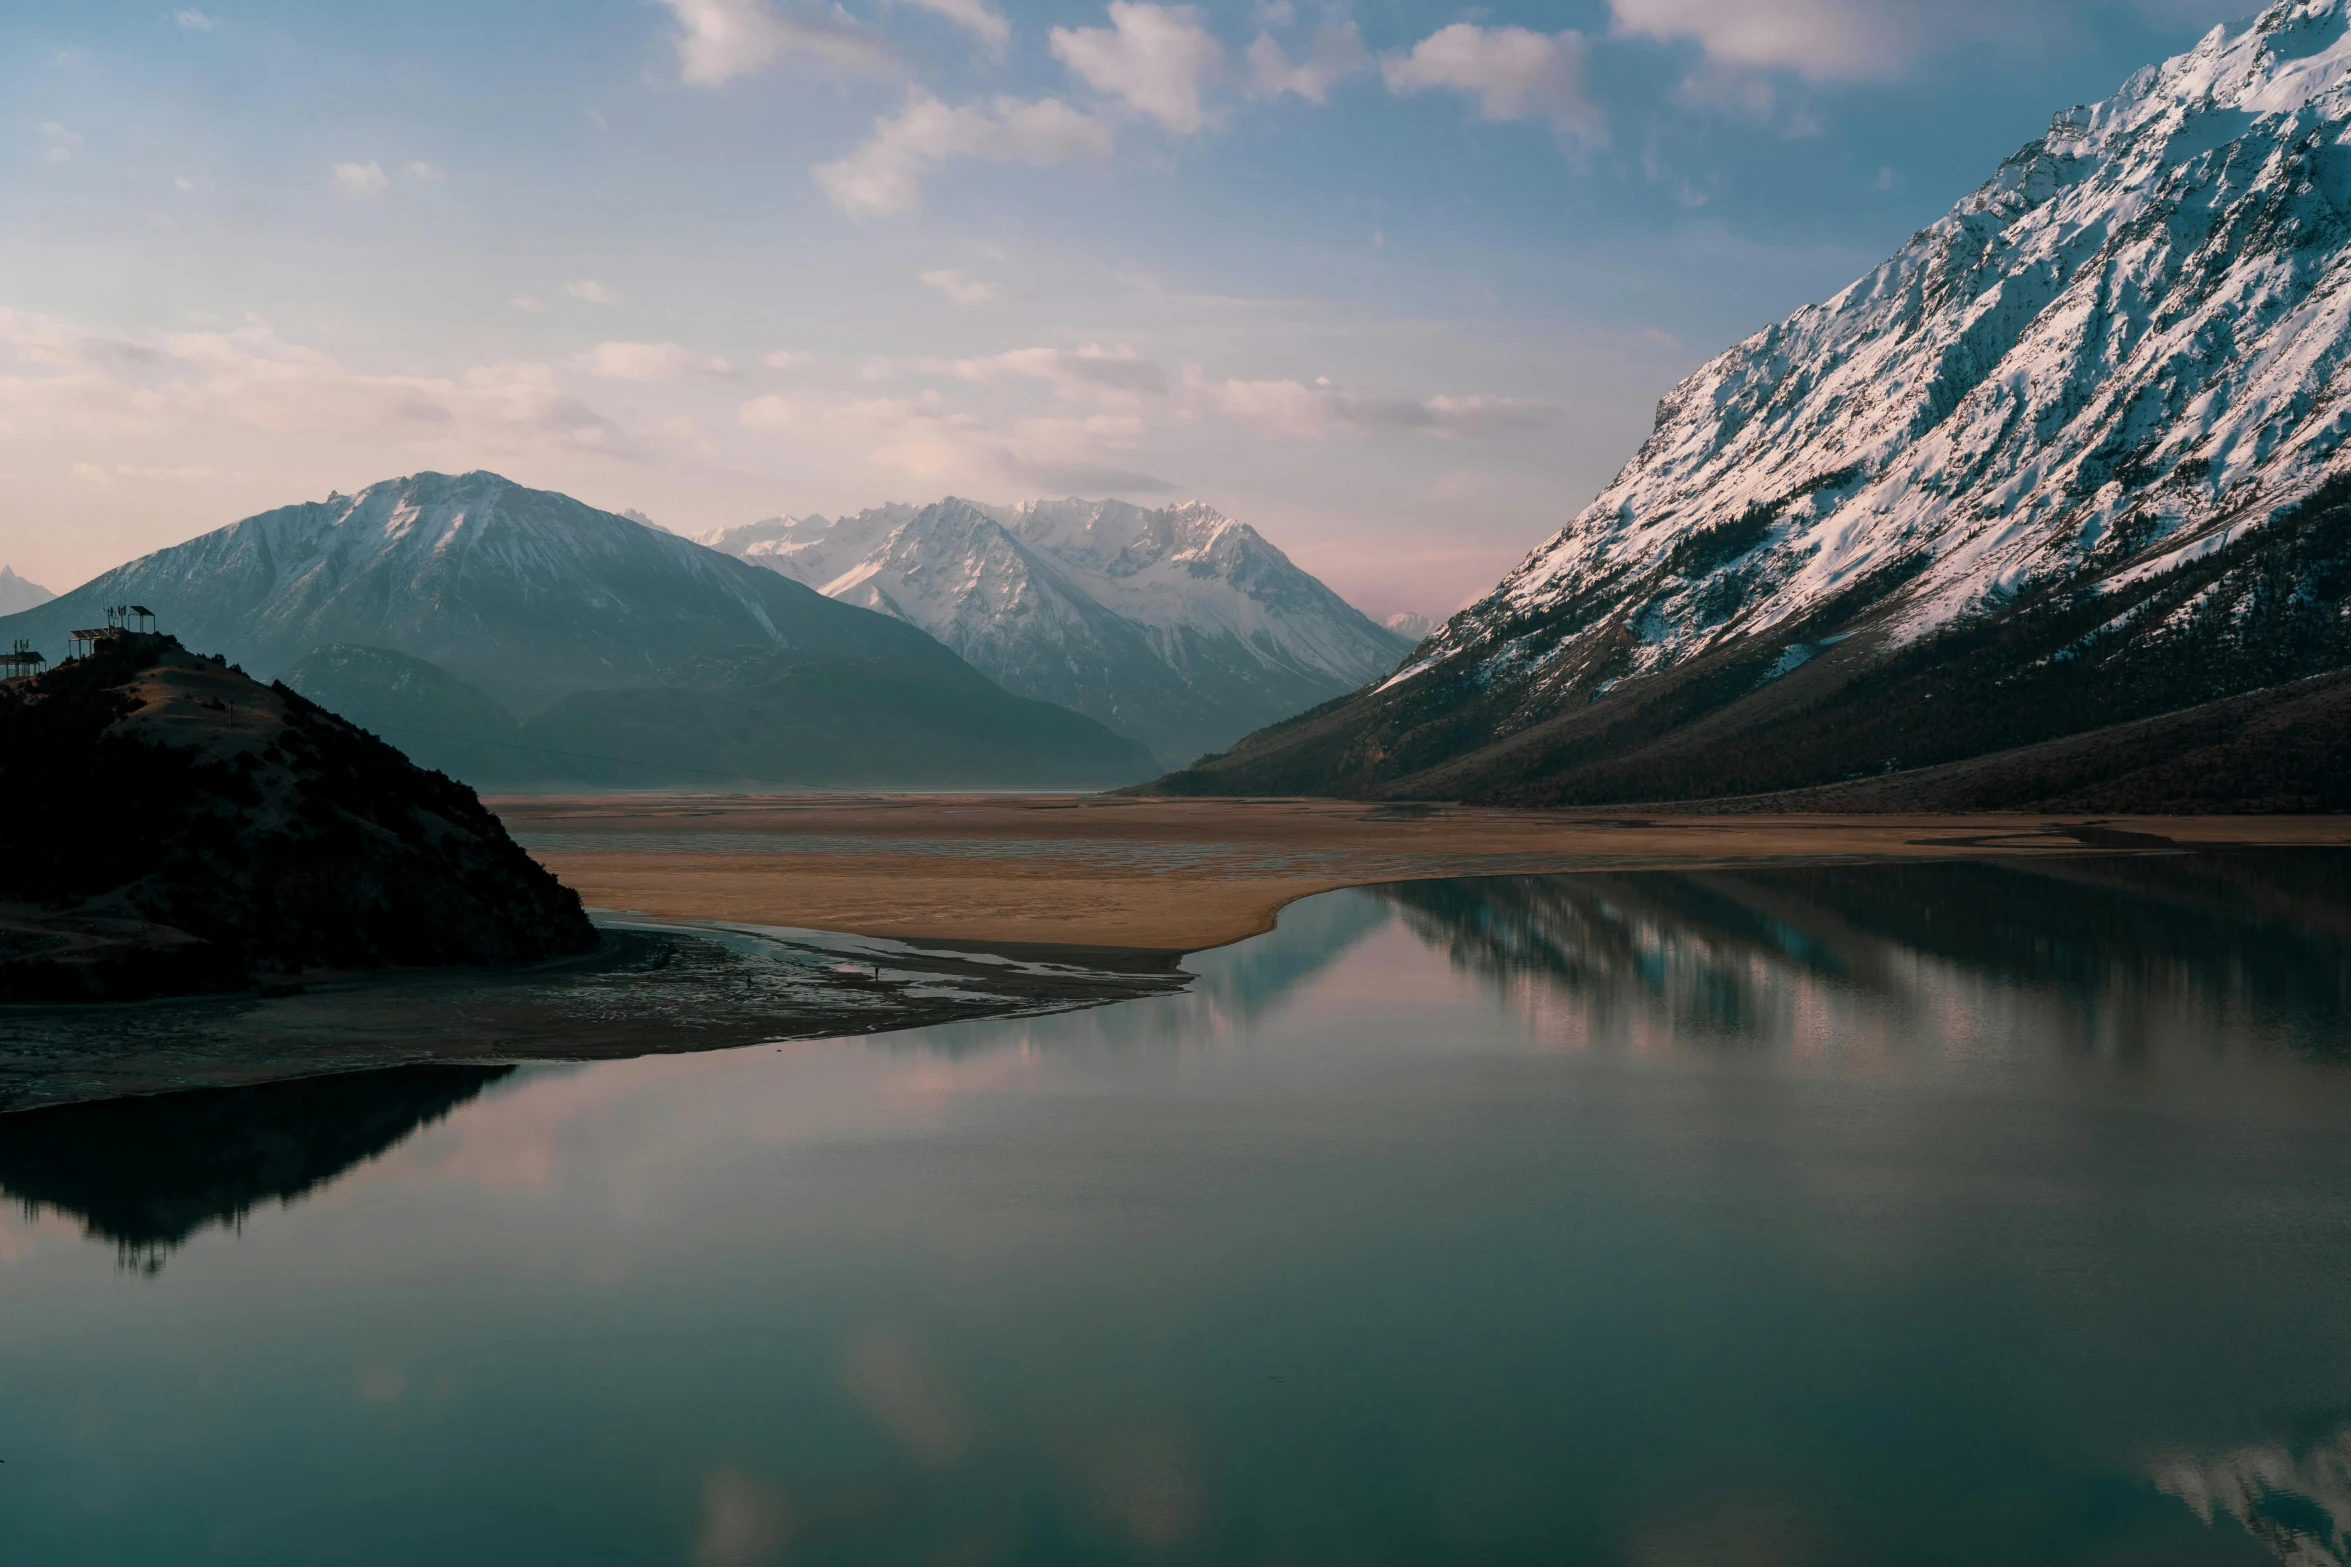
[0,471,948,713]
[1392,0,2351,705]
[1158,7,2351,804]
[702,495,1411,762]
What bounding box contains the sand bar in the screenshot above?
[494,794,2351,953]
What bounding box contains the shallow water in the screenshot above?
[4,853,2350,1565]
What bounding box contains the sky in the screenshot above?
[0,0,2254,618]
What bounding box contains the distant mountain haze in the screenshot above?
[698,497,1412,765]
[1155,6,2351,806]
[0,473,1159,789]
[0,566,53,616]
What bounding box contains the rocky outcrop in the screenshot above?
[0,634,597,1003]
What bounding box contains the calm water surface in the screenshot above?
[4,854,2351,1566]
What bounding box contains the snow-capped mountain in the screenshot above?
[1383,612,1436,643]
[699,497,1411,764]
[1163,1,2351,804]
[0,471,951,713]
[0,566,52,616]
[0,472,1161,786]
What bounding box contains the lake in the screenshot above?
[3,853,2349,1565]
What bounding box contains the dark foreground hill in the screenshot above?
[0,634,597,1003]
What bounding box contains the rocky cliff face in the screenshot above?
[702,497,1410,765]
[1156,1,2351,805]
[0,635,597,1003]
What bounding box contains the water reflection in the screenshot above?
[2156,1425,2351,1565]
[0,1064,511,1268]
[1383,853,2351,1062]
[1,857,2348,1566]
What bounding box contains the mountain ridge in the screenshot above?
[699,496,1411,764]
[1151,0,2351,806]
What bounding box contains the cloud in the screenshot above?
[1050,3,1224,134]
[331,160,387,197]
[898,0,1011,59]
[814,93,1113,216]
[919,268,1005,305]
[1383,25,1603,140]
[174,9,219,29]
[761,348,811,368]
[512,295,545,312]
[737,385,1171,493]
[0,309,631,462]
[1605,0,2212,82]
[657,0,895,86]
[1199,371,1558,437]
[38,123,82,164]
[1245,16,1370,104]
[583,341,733,380]
[932,344,1169,402]
[564,279,620,304]
[404,160,445,182]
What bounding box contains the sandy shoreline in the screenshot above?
[494,793,2351,953]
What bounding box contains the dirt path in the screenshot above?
[494,794,2351,953]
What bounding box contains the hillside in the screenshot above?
[701,497,1410,764]
[1151,3,2351,807]
[0,634,597,1003]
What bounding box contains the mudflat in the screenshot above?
[494,793,2351,953]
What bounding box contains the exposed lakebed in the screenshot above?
[1,852,2348,1564]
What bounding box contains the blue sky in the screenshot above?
[0,0,2249,615]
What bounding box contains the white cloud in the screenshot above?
[331,160,387,197]
[814,93,1113,216]
[512,295,545,313]
[175,9,219,30]
[1050,2,1224,134]
[39,123,82,164]
[582,341,733,380]
[1606,0,2220,82]
[919,268,1006,305]
[404,160,445,182]
[564,279,620,304]
[657,0,895,86]
[761,348,811,368]
[0,309,630,460]
[1199,369,1557,438]
[1383,25,1603,140]
[737,386,1171,493]
[1245,17,1370,104]
[898,0,1011,59]
[931,344,1168,402]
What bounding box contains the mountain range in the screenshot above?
[0,566,52,617]
[697,498,1412,765]
[1155,2,2351,808]
[0,473,1157,789]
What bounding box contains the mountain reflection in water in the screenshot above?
[0,1065,512,1268]
[2,856,2348,1566]
[1382,853,2351,1062]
